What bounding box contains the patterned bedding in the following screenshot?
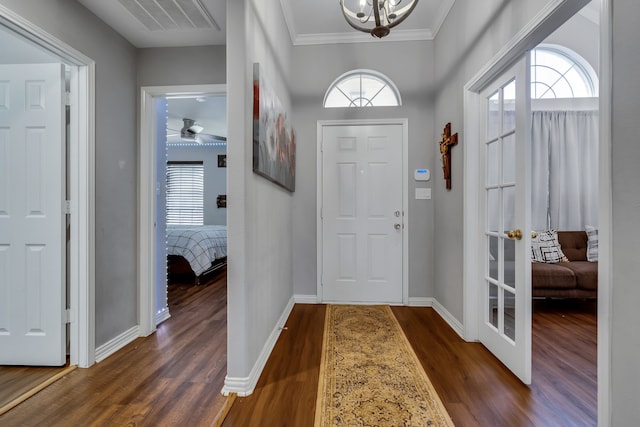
[166,225,227,276]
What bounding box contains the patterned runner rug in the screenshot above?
[314,305,455,427]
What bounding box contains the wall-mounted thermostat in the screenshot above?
[414,168,430,181]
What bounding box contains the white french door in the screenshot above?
[478,57,532,384]
[320,123,404,304]
[0,63,66,365]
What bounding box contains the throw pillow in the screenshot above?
[531,230,568,263]
[585,225,598,262]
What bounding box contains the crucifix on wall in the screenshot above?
[439,122,458,190]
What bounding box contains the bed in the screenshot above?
[166,225,227,284]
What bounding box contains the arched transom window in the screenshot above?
[531,45,599,99]
[324,69,402,108]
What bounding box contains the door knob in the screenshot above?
[506,229,523,240]
[394,223,401,230]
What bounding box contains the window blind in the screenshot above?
[166,161,204,225]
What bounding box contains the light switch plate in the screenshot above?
[415,188,431,200]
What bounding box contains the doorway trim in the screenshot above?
[316,119,409,305]
[0,6,96,367]
[138,84,227,336]
[462,0,611,423]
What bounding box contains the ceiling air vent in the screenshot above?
[118,0,220,31]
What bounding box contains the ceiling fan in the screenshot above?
[167,118,227,144]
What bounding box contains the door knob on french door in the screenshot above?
[506,229,523,240]
[394,223,401,230]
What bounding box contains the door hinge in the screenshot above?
[65,91,71,106]
[65,308,74,324]
[64,200,71,215]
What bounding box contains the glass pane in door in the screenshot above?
[484,75,520,342]
[478,55,531,384]
[504,289,516,341]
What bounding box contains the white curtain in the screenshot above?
[531,110,599,231]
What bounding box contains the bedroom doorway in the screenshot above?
[138,84,227,336]
[160,95,228,321]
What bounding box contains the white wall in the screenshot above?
[290,41,436,300]
[611,1,640,423]
[226,0,295,385]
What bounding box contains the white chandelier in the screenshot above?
[339,0,419,38]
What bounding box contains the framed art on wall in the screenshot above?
[252,63,296,192]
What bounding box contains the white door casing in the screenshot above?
[319,121,406,304]
[0,63,66,365]
[138,84,226,336]
[477,57,532,384]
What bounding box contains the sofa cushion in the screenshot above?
[531,262,576,289]
[531,230,568,263]
[563,261,598,291]
[557,231,588,262]
[585,225,598,262]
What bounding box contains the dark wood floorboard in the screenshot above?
[222,304,326,427]
[223,299,596,427]
[0,270,228,427]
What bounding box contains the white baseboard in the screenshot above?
[294,294,318,304]
[222,295,295,397]
[432,299,464,339]
[94,325,139,363]
[407,297,435,307]
[407,297,464,338]
[156,307,171,325]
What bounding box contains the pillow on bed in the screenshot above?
[531,230,568,263]
[585,225,598,262]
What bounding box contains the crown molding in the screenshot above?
[293,28,433,46]
[280,0,456,46]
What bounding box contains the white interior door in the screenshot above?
[321,124,403,304]
[478,57,532,384]
[0,63,66,366]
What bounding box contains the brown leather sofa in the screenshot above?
[531,230,598,299]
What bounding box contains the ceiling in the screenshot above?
[166,96,227,139]
[77,0,455,48]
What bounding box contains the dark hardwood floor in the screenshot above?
[223,299,597,427]
[1,276,596,427]
[0,271,229,427]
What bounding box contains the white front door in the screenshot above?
[321,123,404,304]
[0,63,66,366]
[478,57,532,384]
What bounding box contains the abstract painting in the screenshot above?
[253,63,296,192]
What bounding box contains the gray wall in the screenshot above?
[290,41,436,299]
[543,11,599,73]
[137,45,226,87]
[0,0,139,347]
[611,1,640,423]
[226,0,295,380]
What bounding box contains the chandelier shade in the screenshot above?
[339,0,419,38]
